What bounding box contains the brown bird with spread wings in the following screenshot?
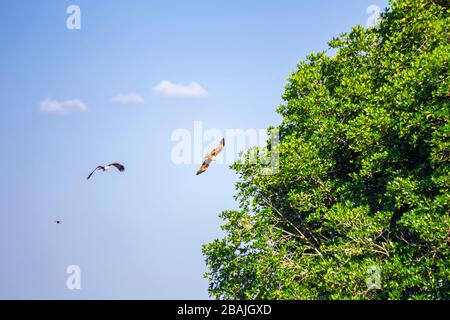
[87,163,125,180]
[196,138,225,175]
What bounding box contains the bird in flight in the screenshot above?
[87,163,125,180]
[196,138,225,175]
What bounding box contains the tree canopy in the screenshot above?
[203,0,449,300]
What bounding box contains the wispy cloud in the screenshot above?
[152,80,208,98]
[39,98,88,114]
[111,93,145,105]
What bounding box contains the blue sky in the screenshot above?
[0,0,388,299]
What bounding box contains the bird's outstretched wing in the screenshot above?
[109,163,125,172]
[211,138,225,157]
[196,161,211,175]
[87,166,102,180]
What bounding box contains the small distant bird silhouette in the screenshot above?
[54,220,61,224]
[196,138,225,175]
[87,163,125,180]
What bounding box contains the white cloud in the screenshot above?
[111,93,145,105]
[152,80,208,98]
[39,98,87,114]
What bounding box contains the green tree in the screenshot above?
[203,0,449,300]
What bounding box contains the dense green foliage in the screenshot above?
[203,0,449,299]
